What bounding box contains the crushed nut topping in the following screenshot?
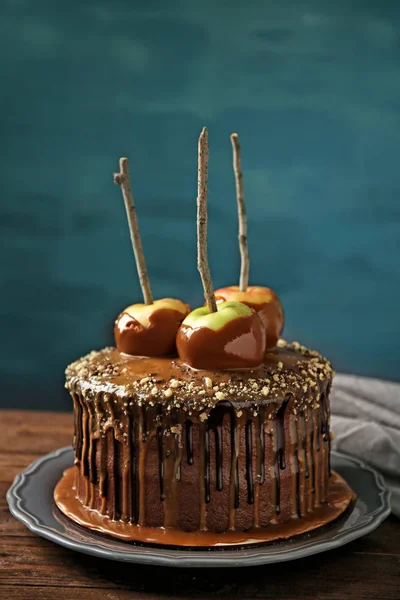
[65,341,333,413]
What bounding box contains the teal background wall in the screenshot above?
[1,0,400,410]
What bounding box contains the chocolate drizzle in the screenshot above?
[185,420,193,465]
[157,425,165,500]
[214,424,223,492]
[99,431,108,514]
[204,427,211,504]
[320,389,331,475]
[81,398,89,478]
[300,413,309,479]
[258,411,265,485]
[272,396,290,515]
[141,406,148,443]
[245,420,254,504]
[292,419,301,518]
[73,393,83,461]
[277,396,289,470]
[310,413,315,501]
[230,411,240,511]
[208,402,228,493]
[129,415,137,522]
[315,407,321,452]
[113,435,121,520]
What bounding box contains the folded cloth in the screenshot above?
[331,373,400,517]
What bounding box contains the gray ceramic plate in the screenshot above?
[7,447,390,568]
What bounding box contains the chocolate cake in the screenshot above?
[54,340,354,546]
[54,129,354,545]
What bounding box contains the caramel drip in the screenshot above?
[113,432,121,521]
[228,411,240,530]
[258,410,265,485]
[214,423,223,492]
[174,412,184,483]
[270,413,278,522]
[72,392,82,500]
[79,395,88,476]
[99,431,108,515]
[121,432,131,521]
[141,406,148,442]
[87,403,97,509]
[199,422,207,530]
[253,410,265,528]
[55,467,354,547]
[208,402,229,493]
[315,405,321,452]
[79,396,90,505]
[204,427,211,504]
[72,392,83,463]
[277,396,289,470]
[300,413,309,479]
[161,412,180,529]
[129,414,137,522]
[273,396,290,515]
[245,420,254,505]
[157,425,165,500]
[321,388,331,477]
[185,420,193,465]
[296,416,307,517]
[309,407,315,510]
[137,407,147,526]
[313,408,320,507]
[291,416,301,518]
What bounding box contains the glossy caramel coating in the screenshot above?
[176,312,266,370]
[247,295,284,349]
[115,307,189,357]
[214,286,284,349]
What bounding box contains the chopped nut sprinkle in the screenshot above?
[202,377,212,388]
[65,340,333,412]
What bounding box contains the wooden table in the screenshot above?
[1,410,399,599]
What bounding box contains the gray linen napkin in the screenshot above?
[331,373,400,517]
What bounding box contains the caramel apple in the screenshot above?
[177,301,265,370]
[214,285,284,348]
[115,298,190,356]
[176,128,265,370]
[113,157,189,357]
[226,133,284,348]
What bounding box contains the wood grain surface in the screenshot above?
[1,410,399,599]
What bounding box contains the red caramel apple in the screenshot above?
[214,285,284,349]
[176,301,266,370]
[115,298,190,357]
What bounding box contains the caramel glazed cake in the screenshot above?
[55,340,355,547]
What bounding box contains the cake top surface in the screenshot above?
[65,339,333,412]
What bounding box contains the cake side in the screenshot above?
[64,341,333,533]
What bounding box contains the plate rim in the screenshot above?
[6,447,391,568]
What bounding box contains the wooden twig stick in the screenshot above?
[114,157,153,305]
[230,133,249,292]
[197,128,217,313]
